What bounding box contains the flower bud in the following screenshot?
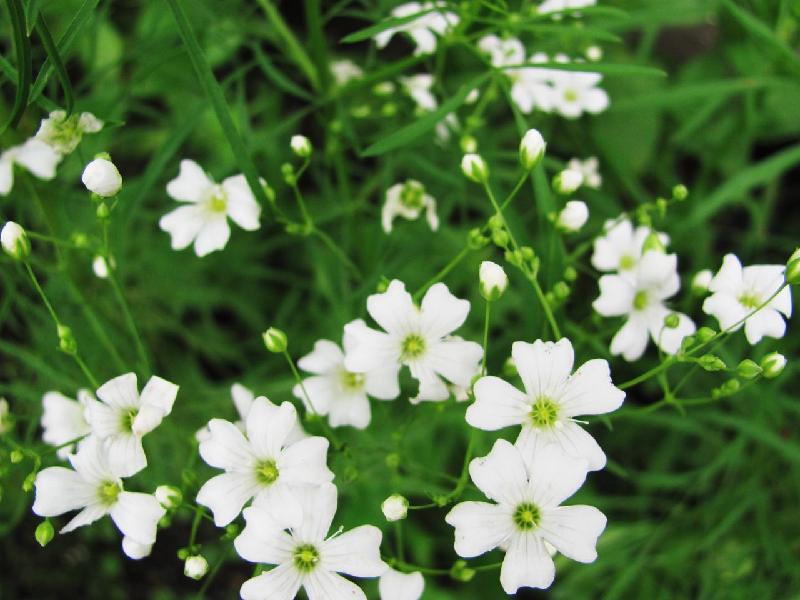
[663,313,680,329]
[698,354,726,372]
[262,327,288,353]
[450,560,476,582]
[479,261,508,301]
[35,520,54,547]
[290,135,312,158]
[691,269,713,294]
[760,352,786,378]
[672,184,688,201]
[556,200,588,233]
[460,135,478,154]
[82,158,122,197]
[184,555,209,580]
[461,154,489,184]
[57,325,77,355]
[695,326,716,344]
[552,168,583,194]
[10,449,24,463]
[585,45,603,61]
[155,485,182,509]
[381,494,409,522]
[466,227,489,249]
[519,128,546,170]
[786,248,800,285]
[736,359,762,380]
[1,221,30,260]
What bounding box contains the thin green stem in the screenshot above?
[188,504,205,548]
[106,268,151,376]
[73,354,99,389]
[444,430,475,503]
[414,246,471,302]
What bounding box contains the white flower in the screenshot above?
[692,269,713,293]
[374,2,459,56]
[290,135,312,158]
[519,128,547,170]
[330,59,363,86]
[479,261,508,301]
[593,252,696,361]
[92,255,115,279]
[184,555,209,580]
[235,482,385,600]
[508,53,557,115]
[293,330,399,429]
[585,45,603,61]
[400,73,438,112]
[83,373,179,477]
[591,218,669,274]
[32,437,165,559]
[461,153,489,183]
[41,390,92,459]
[566,156,601,188]
[159,159,262,257]
[702,254,792,345]
[0,139,62,195]
[379,569,424,600]
[478,35,526,68]
[538,0,597,15]
[82,157,122,197]
[35,110,103,155]
[467,338,624,470]
[553,168,583,194]
[344,281,483,402]
[445,440,606,592]
[556,200,589,233]
[381,180,439,233]
[196,398,333,527]
[1,221,30,259]
[382,494,409,521]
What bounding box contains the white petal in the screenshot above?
[469,439,528,506]
[122,536,153,559]
[539,505,606,562]
[199,418,256,470]
[298,340,345,375]
[84,398,122,438]
[467,376,529,431]
[41,392,91,449]
[133,376,179,435]
[232,383,255,420]
[252,482,304,529]
[293,375,334,415]
[239,564,303,600]
[96,372,139,410]
[106,433,148,477]
[296,483,338,544]
[744,308,786,344]
[109,491,165,545]
[166,159,213,202]
[515,436,592,502]
[32,467,96,517]
[366,280,418,336]
[305,569,368,600]
[343,320,400,373]
[419,283,471,339]
[277,436,333,485]
[513,339,574,399]
[593,275,634,316]
[591,219,632,272]
[0,153,13,195]
[222,174,262,231]
[582,87,609,113]
[650,311,695,355]
[196,472,260,526]
[610,315,650,361]
[247,400,298,459]
[68,436,115,483]
[14,139,61,179]
[193,215,230,257]
[559,359,625,417]
[322,525,385,576]
[326,392,372,429]
[379,569,425,600]
[708,254,743,295]
[703,293,746,331]
[60,502,109,533]
[408,361,449,402]
[363,363,401,400]
[159,204,207,250]
[235,505,295,564]
[500,533,555,593]
[444,501,513,557]
[409,27,437,55]
[426,338,483,388]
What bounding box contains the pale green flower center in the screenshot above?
[738,292,761,309]
[513,502,541,531]
[98,480,121,506]
[563,88,578,103]
[293,544,320,572]
[400,181,425,210]
[45,115,81,147]
[340,369,365,391]
[255,459,279,485]
[120,409,138,432]
[619,254,636,270]
[208,186,228,213]
[530,396,559,428]
[633,290,649,311]
[400,334,426,360]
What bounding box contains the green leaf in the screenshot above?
[250,43,313,101]
[361,72,490,157]
[256,0,320,91]
[2,0,32,132]
[721,0,800,74]
[34,16,74,114]
[505,61,666,78]
[24,0,41,35]
[340,8,435,44]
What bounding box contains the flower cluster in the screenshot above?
[373,2,459,56]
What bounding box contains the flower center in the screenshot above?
[619,254,636,270]
[563,88,578,102]
[633,290,649,310]
[293,544,320,573]
[98,480,121,506]
[513,502,541,531]
[255,459,279,485]
[339,369,365,391]
[208,186,228,213]
[400,181,425,209]
[738,292,761,309]
[400,334,426,361]
[120,409,138,432]
[530,396,559,428]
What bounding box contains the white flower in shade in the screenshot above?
[41,390,92,459]
[556,200,589,233]
[184,555,209,580]
[479,261,508,301]
[400,73,438,112]
[344,281,483,403]
[478,35,526,68]
[538,0,597,15]
[553,168,583,194]
[330,59,363,87]
[293,329,400,429]
[83,373,179,477]
[702,254,792,345]
[445,440,606,593]
[567,157,601,189]
[92,254,115,279]
[35,110,103,155]
[591,218,669,275]
[548,58,609,118]
[381,494,409,521]
[159,159,262,257]
[1,221,30,259]
[82,157,122,197]
[381,180,439,233]
[235,482,385,600]
[434,112,459,145]
[0,139,62,195]
[196,399,333,527]
[585,45,603,61]
[374,2,459,56]
[593,252,696,361]
[467,338,624,471]
[32,437,165,559]
[379,569,424,600]
[692,269,713,293]
[505,53,557,115]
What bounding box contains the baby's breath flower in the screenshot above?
[553,168,583,194]
[35,110,103,155]
[519,128,546,170]
[82,157,122,197]
[1,139,62,196]
[373,2,459,56]
[479,261,508,301]
[290,135,313,158]
[382,494,409,521]
[556,200,589,233]
[379,569,425,600]
[1,221,30,260]
[184,555,209,580]
[760,352,786,378]
[461,153,489,183]
[382,180,439,233]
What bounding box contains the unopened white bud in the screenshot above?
[184,555,208,580]
[692,269,713,293]
[461,154,489,184]
[553,168,583,194]
[761,352,786,379]
[479,261,508,301]
[290,135,312,158]
[1,221,30,260]
[585,45,603,61]
[155,485,182,509]
[381,494,409,522]
[519,129,546,170]
[82,157,122,197]
[556,200,588,232]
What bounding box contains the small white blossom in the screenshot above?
[92,255,115,279]
[445,440,606,592]
[374,2,459,56]
[538,0,597,15]
[35,110,103,155]
[692,269,713,293]
[1,221,30,259]
[32,437,165,559]
[82,157,122,197]
[479,261,508,301]
[593,251,696,361]
[703,254,792,345]
[0,139,62,195]
[585,45,603,61]
[382,494,409,521]
[84,373,179,477]
[290,135,312,158]
[591,218,669,275]
[235,483,386,600]
[381,180,439,233]
[519,128,547,170]
[196,398,333,527]
[549,64,609,118]
[400,73,438,112]
[556,200,589,233]
[379,569,424,600]
[184,555,209,579]
[344,281,483,403]
[330,59,363,87]
[41,390,92,459]
[478,35,526,68]
[159,159,262,257]
[566,156,601,188]
[468,338,624,470]
[509,53,557,115]
[553,168,584,194]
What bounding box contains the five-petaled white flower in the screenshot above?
[0,139,62,196]
[548,62,609,118]
[234,482,386,600]
[196,398,333,527]
[703,253,792,344]
[293,328,399,429]
[84,372,179,477]
[41,390,92,459]
[32,437,165,559]
[591,217,669,275]
[445,440,606,593]
[381,180,439,234]
[467,338,624,471]
[566,156,601,189]
[379,568,424,600]
[330,59,363,87]
[374,2,459,56]
[593,251,696,361]
[344,280,483,402]
[159,159,262,257]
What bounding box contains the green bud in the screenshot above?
[57,325,77,355]
[655,198,668,218]
[155,485,182,509]
[679,335,696,354]
[696,327,716,344]
[35,520,55,547]
[736,359,762,380]
[22,472,36,492]
[262,182,276,204]
[433,494,448,507]
[1,222,31,260]
[785,248,800,285]
[223,523,240,540]
[10,449,24,464]
[553,281,570,300]
[698,354,726,372]
[519,129,546,170]
[460,135,478,154]
[381,102,397,117]
[563,266,577,282]
[450,560,476,582]
[713,378,740,397]
[492,228,510,248]
[663,312,680,329]
[487,215,504,231]
[95,203,110,219]
[343,464,359,483]
[502,356,517,378]
[290,135,312,158]
[672,184,688,201]
[760,352,786,378]
[466,228,489,250]
[70,232,89,248]
[177,548,190,560]
[262,327,288,353]
[385,453,400,469]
